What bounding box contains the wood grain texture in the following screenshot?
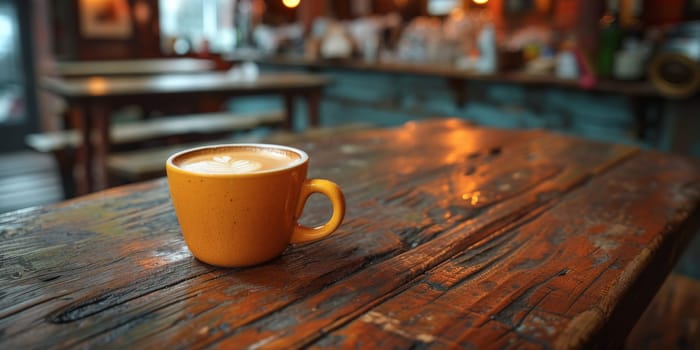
[1,119,699,349]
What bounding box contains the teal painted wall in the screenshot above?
[227,65,698,159]
[230,66,648,147]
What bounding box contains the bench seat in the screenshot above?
[25,111,284,152]
[107,123,376,182]
[25,111,285,198]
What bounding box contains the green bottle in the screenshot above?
[596,0,623,78]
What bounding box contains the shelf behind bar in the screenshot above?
[258,55,660,97]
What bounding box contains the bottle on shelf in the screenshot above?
[596,0,623,78]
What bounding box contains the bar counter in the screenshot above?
[258,55,659,97]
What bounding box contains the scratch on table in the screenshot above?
[361,311,435,343]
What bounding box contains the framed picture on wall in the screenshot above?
[79,0,133,39]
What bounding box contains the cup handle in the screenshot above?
[290,179,346,244]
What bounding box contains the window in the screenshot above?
[427,0,460,15]
[0,2,24,125]
[159,0,236,54]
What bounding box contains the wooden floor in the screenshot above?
[0,150,698,349]
[0,151,63,214]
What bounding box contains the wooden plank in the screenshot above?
[0,120,540,347]
[0,119,698,349]
[313,151,700,349]
[25,111,285,152]
[49,58,215,77]
[202,137,641,350]
[1,122,626,347]
[40,73,330,98]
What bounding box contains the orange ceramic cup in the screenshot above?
[166,144,345,267]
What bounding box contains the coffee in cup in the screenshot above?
[166,144,346,267]
[177,147,296,174]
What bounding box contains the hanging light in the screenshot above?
[282,0,300,8]
[473,0,488,4]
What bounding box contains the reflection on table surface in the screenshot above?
[2,119,700,349]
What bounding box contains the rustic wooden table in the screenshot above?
[2,119,699,349]
[40,72,330,193]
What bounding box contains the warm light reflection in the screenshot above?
[441,128,476,164]
[282,0,300,8]
[137,244,191,269]
[462,191,482,205]
[395,123,417,145]
[445,118,464,128]
[450,7,465,20]
[118,237,191,270]
[86,77,108,95]
[473,0,488,4]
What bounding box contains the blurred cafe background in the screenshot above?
[0,0,699,345]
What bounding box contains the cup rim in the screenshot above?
[166,143,309,177]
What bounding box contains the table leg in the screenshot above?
[68,107,92,195]
[283,94,294,130]
[447,78,467,108]
[91,103,112,191]
[631,96,664,145]
[304,90,321,127]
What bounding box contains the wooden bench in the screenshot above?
[25,111,285,198]
[107,123,376,182]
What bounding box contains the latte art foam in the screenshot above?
[175,147,301,175]
[181,155,263,174]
